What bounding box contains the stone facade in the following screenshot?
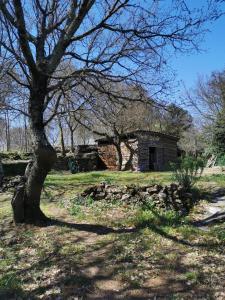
[97,131,178,171]
[137,132,178,171]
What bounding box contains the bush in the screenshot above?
[68,158,79,174]
[216,154,225,166]
[170,156,205,191]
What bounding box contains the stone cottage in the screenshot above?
[96,130,179,171]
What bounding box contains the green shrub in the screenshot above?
[216,154,225,166]
[170,156,205,191]
[69,195,94,216]
[68,158,79,174]
[0,272,22,293]
[134,206,183,228]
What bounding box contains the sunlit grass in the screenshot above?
[45,171,172,187]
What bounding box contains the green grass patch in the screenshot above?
[0,272,23,295]
[199,174,225,186]
[45,171,172,188]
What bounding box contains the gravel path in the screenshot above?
[196,191,225,229]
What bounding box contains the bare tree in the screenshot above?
[185,69,225,154]
[186,71,225,124]
[0,0,221,224]
[178,127,207,156]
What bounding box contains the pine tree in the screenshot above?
[213,111,225,155]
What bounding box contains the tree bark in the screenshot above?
[12,79,57,225]
[69,127,75,153]
[58,116,66,157]
[5,110,10,151]
[123,141,135,171]
[24,114,28,152]
[114,143,123,171]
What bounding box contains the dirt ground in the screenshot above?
[0,180,225,299]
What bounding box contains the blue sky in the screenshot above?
[171,3,225,101]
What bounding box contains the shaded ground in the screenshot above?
[194,188,225,228]
[0,172,225,299]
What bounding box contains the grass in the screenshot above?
[0,171,225,299]
[45,170,172,187]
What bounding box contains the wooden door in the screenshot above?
[149,147,156,170]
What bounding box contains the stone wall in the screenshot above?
[80,183,194,214]
[121,139,138,170]
[98,143,118,170]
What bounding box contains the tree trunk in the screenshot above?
[5,110,10,151]
[70,128,74,153]
[114,143,123,171]
[123,141,135,171]
[58,116,66,157]
[24,115,28,152]
[11,79,57,225]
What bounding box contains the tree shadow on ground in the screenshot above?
[133,209,224,252]
[0,224,217,300]
[48,219,136,235]
[0,191,224,299]
[200,187,225,202]
[193,211,225,226]
[48,212,224,253]
[193,187,225,226]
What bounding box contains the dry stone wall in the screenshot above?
[80,182,194,214]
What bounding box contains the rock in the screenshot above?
[172,191,180,199]
[167,196,173,203]
[175,199,182,204]
[81,186,96,196]
[151,193,159,201]
[146,185,161,194]
[138,186,148,192]
[139,192,149,198]
[184,192,192,198]
[107,186,121,194]
[96,186,103,193]
[161,186,168,194]
[77,183,194,214]
[158,192,167,201]
[121,194,131,201]
[95,192,106,200]
[170,183,178,191]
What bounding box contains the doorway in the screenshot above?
[149,147,156,170]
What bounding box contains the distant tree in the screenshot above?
[178,127,207,156]
[188,69,225,156]
[162,104,193,138]
[212,110,225,155]
[188,70,225,122]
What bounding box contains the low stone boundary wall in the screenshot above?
[81,183,194,214]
